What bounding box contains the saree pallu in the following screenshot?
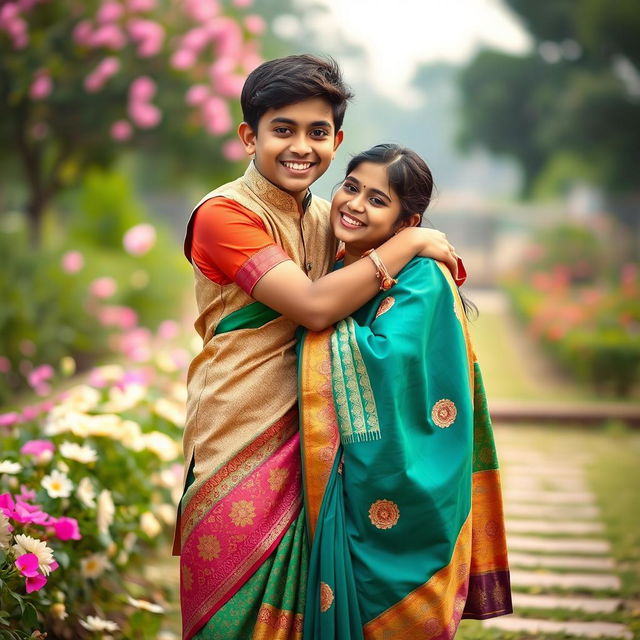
[177,303,308,640]
[299,258,512,640]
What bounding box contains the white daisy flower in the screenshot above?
[79,615,119,632]
[127,595,164,614]
[0,460,22,475]
[80,553,111,579]
[59,441,98,464]
[85,413,122,438]
[76,477,97,508]
[102,383,146,412]
[60,384,100,412]
[0,512,12,549]
[44,408,89,437]
[139,511,162,538]
[41,469,73,498]
[119,420,145,451]
[13,534,55,575]
[97,489,115,535]
[142,431,180,461]
[153,398,186,427]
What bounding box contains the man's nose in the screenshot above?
[288,134,312,155]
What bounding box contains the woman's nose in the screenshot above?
[348,194,365,211]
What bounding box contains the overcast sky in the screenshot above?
[290,0,532,101]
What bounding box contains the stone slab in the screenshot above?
[506,503,600,520]
[510,569,621,590]
[483,616,632,639]
[504,489,596,504]
[508,552,615,571]
[511,592,622,614]
[508,535,611,555]
[507,519,604,535]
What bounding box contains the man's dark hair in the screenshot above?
[241,54,353,133]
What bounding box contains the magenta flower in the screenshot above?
[129,101,161,128]
[90,24,126,49]
[123,223,156,255]
[14,501,54,526]
[21,404,42,421]
[98,305,139,330]
[30,70,53,100]
[222,139,246,162]
[0,411,19,426]
[129,76,156,101]
[25,573,47,593]
[157,320,179,340]
[16,553,40,577]
[128,0,156,10]
[73,20,93,46]
[111,119,133,141]
[21,439,55,458]
[61,250,85,274]
[202,96,232,135]
[52,517,82,541]
[171,48,196,70]
[18,485,36,501]
[97,0,124,23]
[244,15,265,35]
[89,276,117,299]
[185,84,209,106]
[27,364,54,389]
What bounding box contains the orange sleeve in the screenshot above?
[190,197,291,294]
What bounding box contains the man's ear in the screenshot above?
[394,213,422,233]
[333,129,344,156]
[238,122,257,155]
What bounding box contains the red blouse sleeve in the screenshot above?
[190,197,291,295]
[454,256,467,287]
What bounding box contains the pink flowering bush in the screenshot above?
[0,325,191,638]
[504,225,640,396]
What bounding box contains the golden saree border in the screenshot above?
[180,409,298,546]
[299,329,340,542]
[253,604,304,640]
[363,515,472,640]
[237,244,291,295]
[435,262,475,398]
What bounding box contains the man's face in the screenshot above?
[239,98,343,205]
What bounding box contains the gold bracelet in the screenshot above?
[362,249,398,291]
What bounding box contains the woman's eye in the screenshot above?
[343,182,357,193]
[371,197,384,206]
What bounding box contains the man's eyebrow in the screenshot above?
[344,175,392,201]
[269,117,333,129]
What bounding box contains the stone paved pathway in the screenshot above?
[481,427,633,639]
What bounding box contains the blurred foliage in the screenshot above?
[503,224,640,397]
[458,0,640,199]
[0,168,191,404]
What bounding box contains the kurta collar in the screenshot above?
[243,161,312,214]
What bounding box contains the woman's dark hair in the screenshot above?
[344,144,433,227]
[241,54,353,133]
[345,143,477,319]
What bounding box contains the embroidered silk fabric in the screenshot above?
[299,257,512,639]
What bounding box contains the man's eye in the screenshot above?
[274,127,290,134]
[311,129,328,138]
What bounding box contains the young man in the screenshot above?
[174,55,463,639]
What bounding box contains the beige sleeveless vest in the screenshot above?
[182,161,337,493]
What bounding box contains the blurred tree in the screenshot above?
[0,0,266,243]
[458,0,640,202]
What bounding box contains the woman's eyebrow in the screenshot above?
[344,176,392,202]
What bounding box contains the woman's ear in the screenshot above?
[394,213,422,233]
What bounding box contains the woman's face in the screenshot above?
[330,161,403,255]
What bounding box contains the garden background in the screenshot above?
[1,0,639,638]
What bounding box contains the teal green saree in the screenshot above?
[298,257,512,639]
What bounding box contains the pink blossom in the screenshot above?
[16,553,40,578]
[0,356,10,373]
[52,517,82,541]
[61,250,85,274]
[128,0,156,11]
[85,72,106,93]
[73,20,93,46]
[89,276,117,299]
[222,139,246,162]
[129,75,155,100]
[233,0,253,7]
[128,18,164,57]
[21,404,41,421]
[202,96,232,135]
[21,439,55,458]
[185,84,209,106]
[123,223,156,255]
[0,6,28,49]
[27,364,54,389]
[184,0,219,22]
[30,70,52,100]
[0,412,19,426]
[244,14,265,35]
[39,400,55,414]
[209,60,244,97]
[13,501,53,526]
[182,26,210,52]
[97,0,124,23]
[90,24,126,49]
[19,340,35,357]
[171,348,190,369]
[157,320,178,340]
[0,493,15,516]
[18,485,36,501]
[212,18,242,58]
[111,119,133,141]
[171,48,196,70]
[26,573,47,593]
[98,305,138,330]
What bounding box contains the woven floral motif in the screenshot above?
[375,296,395,319]
[229,500,256,527]
[431,398,457,428]
[196,534,221,561]
[268,467,289,492]
[320,582,334,612]
[368,499,400,530]
[181,564,193,592]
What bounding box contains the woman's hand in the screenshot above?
[401,227,459,280]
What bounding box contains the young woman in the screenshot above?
[298,144,513,639]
